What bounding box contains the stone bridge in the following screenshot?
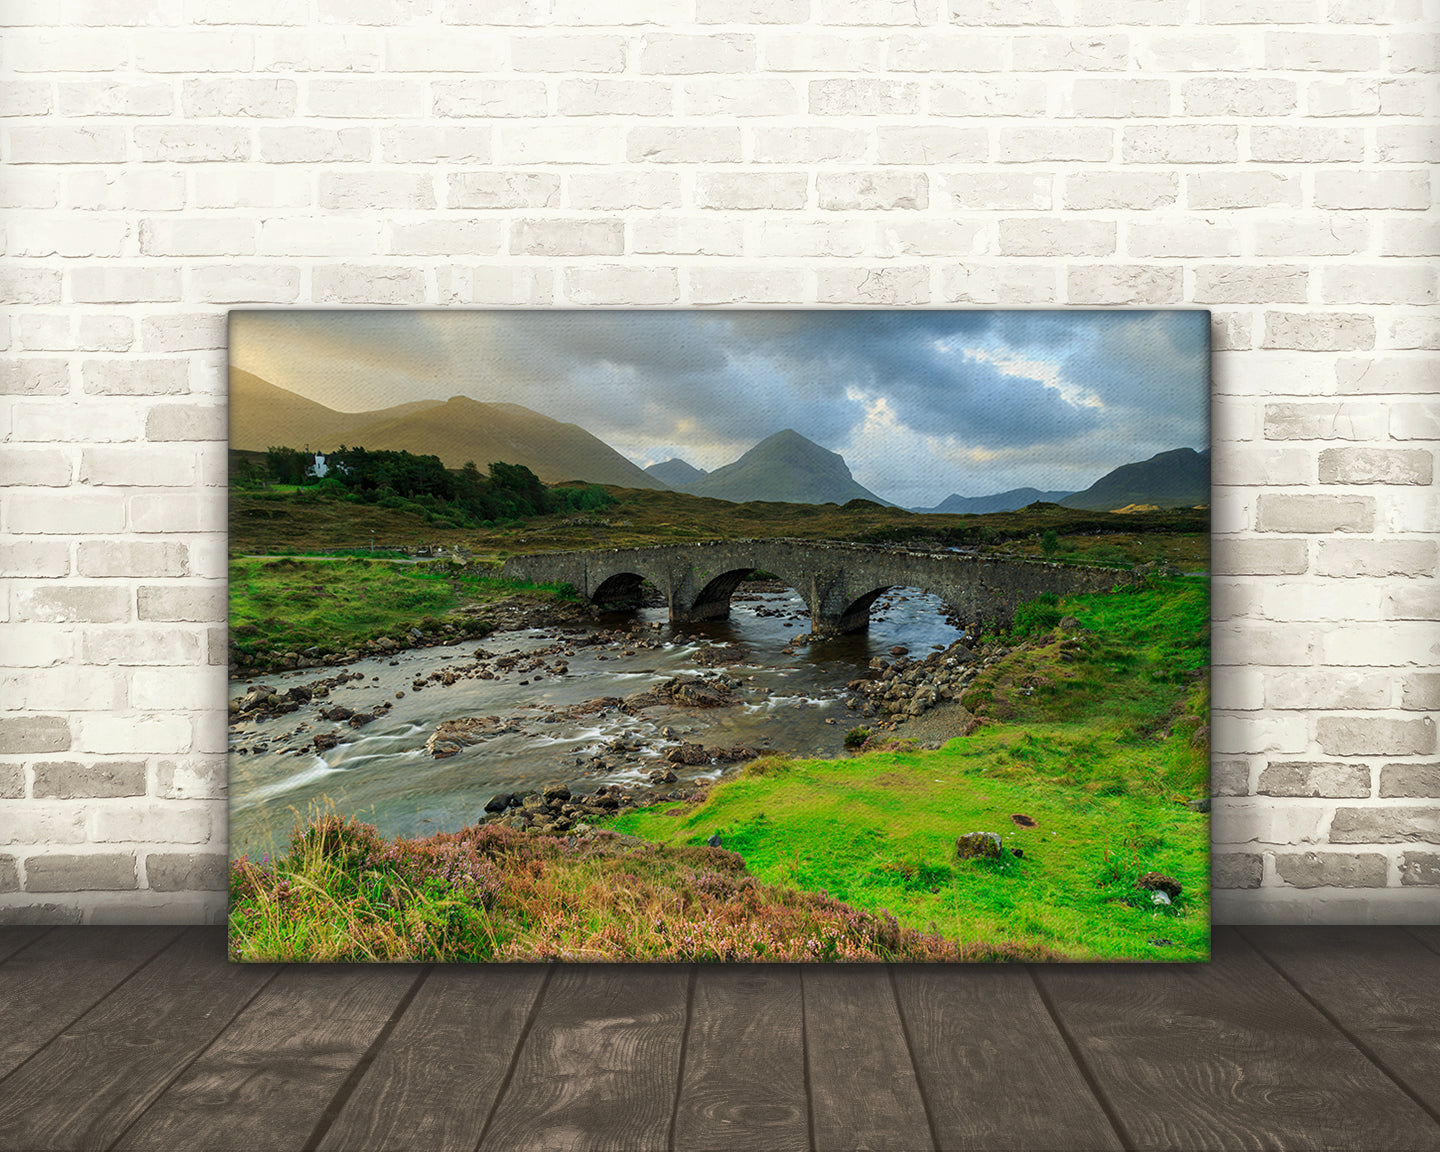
[501,539,1131,637]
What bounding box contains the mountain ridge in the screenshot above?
[686,429,890,506]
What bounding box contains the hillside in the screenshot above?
[229,368,442,452]
[1060,447,1211,512]
[919,487,1074,515]
[645,458,707,489]
[687,429,890,506]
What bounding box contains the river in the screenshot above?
[227,584,967,860]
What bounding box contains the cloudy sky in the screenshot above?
[230,309,1210,508]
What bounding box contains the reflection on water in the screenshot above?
[228,586,965,859]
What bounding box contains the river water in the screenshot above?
[228,585,967,860]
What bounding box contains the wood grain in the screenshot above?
[314,964,547,1152]
[0,925,181,1080]
[1243,925,1440,1127]
[802,965,933,1152]
[112,963,423,1152]
[478,964,690,1152]
[672,965,809,1152]
[891,964,1122,1152]
[0,927,50,964]
[1033,927,1440,1151]
[0,928,276,1152]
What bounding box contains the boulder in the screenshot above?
[484,793,515,814]
[954,832,1004,861]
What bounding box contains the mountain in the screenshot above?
[1059,447,1211,511]
[686,429,889,506]
[229,368,442,452]
[645,458,707,489]
[230,370,666,489]
[918,487,1074,515]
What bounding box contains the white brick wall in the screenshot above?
[1,1,1435,926]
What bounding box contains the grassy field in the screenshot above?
[229,555,577,668]
[228,576,1209,963]
[230,478,1209,570]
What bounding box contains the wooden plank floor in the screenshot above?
[0,927,1437,1152]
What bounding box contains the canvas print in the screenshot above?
[227,309,1211,963]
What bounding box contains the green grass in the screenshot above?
[229,555,577,664]
[609,577,1211,962]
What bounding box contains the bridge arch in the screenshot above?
[683,562,819,626]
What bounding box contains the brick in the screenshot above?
[931,78,1046,116]
[181,78,295,118]
[688,268,806,305]
[1213,624,1316,666]
[0,765,21,801]
[699,0,811,18]
[256,127,371,164]
[14,403,146,445]
[1319,716,1436,758]
[146,403,224,442]
[14,586,129,624]
[684,78,799,117]
[136,585,224,623]
[0,447,70,485]
[823,0,936,22]
[1400,853,1440,886]
[438,266,553,305]
[876,221,985,257]
[1266,671,1390,711]
[1012,34,1128,71]
[945,173,1052,211]
[1212,852,1263,889]
[875,127,987,165]
[389,221,502,256]
[1317,539,1437,578]
[380,127,492,164]
[0,625,73,668]
[1258,761,1370,798]
[1263,314,1377,353]
[134,126,250,163]
[155,758,226,800]
[1065,79,1169,119]
[447,172,560,210]
[33,761,145,799]
[1254,216,1369,258]
[0,79,51,115]
[10,216,130,259]
[1402,676,1440,711]
[442,0,547,23]
[1320,448,1432,485]
[1331,805,1439,844]
[1123,125,1238,164]
[567,172,680,210]
[1378,125,1440,165]
[753,221,867,258]
[809,78,921,116]
[71,267,183,304]
[1213,760,1250,797]
[432,79,546,118]
[0,858,16,894]
[0,358,58,398]
[750,127,868,164]
[1128,221,1240,258]
[312,266,426,305]
[1182,77,1296,116]
[2,808,87,847]
[1067,266,1181,305]
[75,713,192,755]
[0,904,82,925]
[319,173,436,211]
[697,173,809,211]
[1381,219,1440,258]
[81,359,190,397]
[146,853,227,892]
[626,127,740,164]
[1188,172,1299,209]
[512,219,624,257]
[1212,798,1326,844]
[639,33,756,74]
[82,628,203,665]
[130,666,225,711]
[1390,403,1440,442]
[1195,266,1307,304]
[817,172,927,211]
[0,269,62,305]
[1266,31,1382,71]
[1264,402,1388,441]
[557,79,672,117]
[817,266,929,305]
[1314,170,1431,211]
[999,219,1115,257]
[0,541,71,578]
[0,716,70,754]
[1380,763,1440,798]
[25,854,136,892]
[512,34,626,72]
[997,126,1113,163]
[1323,265,1436,306]
[307,77,425,118]
[1062,172,1177,211]
[259,29,384,71]
[7,125,126,164]
[563,267,678,306]
[1256,494,1373,533]
[0,170,58,211]
[1136,32,1258,71]
[763,33,886,73]
[1275,852,1388,888]
[952,0,1063,25]
[1214,668,1264,711]
[80,446,197,487]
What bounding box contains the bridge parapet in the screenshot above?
[501,539,1132,637]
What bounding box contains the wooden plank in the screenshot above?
[0,927,51,964]
[1033,927,1440,1151]
[313,964,548,1152]
[112,963,423,1152]
[892,964,1123,1152]
[0,926,182,1080]
[0,928,277,1152]
[672,966,808,1152]
[802,965,934,1152]
[1244,926,1440,1127]
[478,964,690,1152]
